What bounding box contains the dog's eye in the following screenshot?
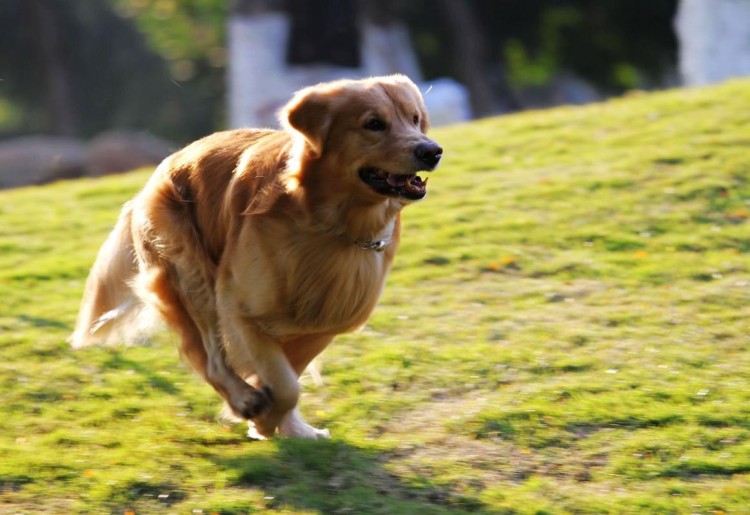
[413,114,419,125]
[364,119,386,132]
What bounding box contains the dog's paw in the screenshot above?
[279,411,331,439]
[294,425,330,440]
[246,421,268,441]
[283,423,330,439]
[235,385,273,420]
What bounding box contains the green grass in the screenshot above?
[2,80,750,513]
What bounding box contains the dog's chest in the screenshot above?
[283,246,390,332]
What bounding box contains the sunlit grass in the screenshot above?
[1,80,749,513]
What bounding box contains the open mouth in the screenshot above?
[358,167,428,200]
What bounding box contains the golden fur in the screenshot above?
[70,75,442,439]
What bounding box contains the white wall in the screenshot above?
[675,0,750,86]
[227,12,470,128]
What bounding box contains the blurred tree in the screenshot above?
[111,0,230,140]
[0,0,680,140]
[402,0,678,111]
[0,0,226,142]
[25,0,77,136]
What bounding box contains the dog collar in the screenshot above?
[355,239,389,252]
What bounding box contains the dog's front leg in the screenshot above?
[203,327,273,420]
[219,306,300,438]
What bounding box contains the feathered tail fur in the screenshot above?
[69,202,155,348]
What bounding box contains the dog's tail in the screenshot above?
[69,202,155,348]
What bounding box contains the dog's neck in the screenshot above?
[346,195,400,232]
[352,212,398,251]
[283,154,404,248]
[310,198,400,252]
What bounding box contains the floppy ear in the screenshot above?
[280,88,331,158]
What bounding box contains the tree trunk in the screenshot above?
[28,0,76,136]
[436,0,496,117]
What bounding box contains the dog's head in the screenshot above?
[281,75,442,202]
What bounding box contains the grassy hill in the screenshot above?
[1,80,749,513]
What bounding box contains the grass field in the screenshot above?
[1,80,749,514]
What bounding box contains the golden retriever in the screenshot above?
[70,75,442,439]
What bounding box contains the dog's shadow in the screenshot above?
[212,437,483,513]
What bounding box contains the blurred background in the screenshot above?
[1,0,749,187]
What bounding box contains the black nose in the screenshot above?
[414,142,443,169]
